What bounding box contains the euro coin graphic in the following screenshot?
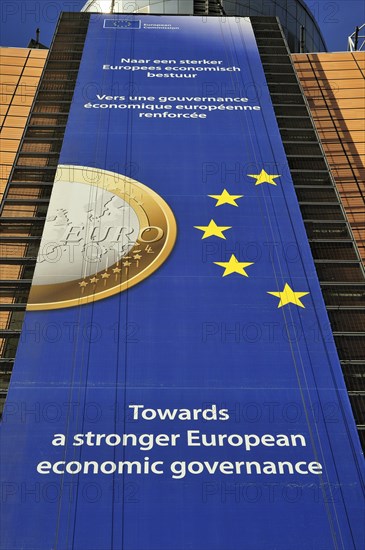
[27,165,177,310]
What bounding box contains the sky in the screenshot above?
[0,0,364,51]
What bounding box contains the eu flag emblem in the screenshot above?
[103,19,141,29]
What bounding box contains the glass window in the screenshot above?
[321,286,365,307]
[296,3,306,25]
[300,203,344,220]
[287,0,297,18]
[287,13,297,36]
[328,310,365,333]
[275,2,287,27]
[304,222,351,240]
[310,242,358,261]
[250,0,263,13]
[315,263,364,283]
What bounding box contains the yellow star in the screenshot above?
[101,272,110,279]
[208,189,243,207]
[214,254,254,277]
[113,266,121,274]
[89,276,99,284]
[268,283,309,308]
[194,219,232,240]
[248,169,280,186]
[78,280,88,288]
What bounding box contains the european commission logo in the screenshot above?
[103,19,141,29]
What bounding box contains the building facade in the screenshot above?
[0,5,364,550]
[0,47,48,406]
[82,0,327,52]
[3,7,363,444]
[293,51,365,263]
[293,51,365,441]
[0,47,48,201]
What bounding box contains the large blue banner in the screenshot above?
[1,15,364,550]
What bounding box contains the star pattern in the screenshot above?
[214,255,254,277]
[247,169,280,186]
[194,219,232,240]
[267,283,309,308]
[208,189,243,207]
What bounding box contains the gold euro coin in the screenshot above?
[27,165,177,310]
